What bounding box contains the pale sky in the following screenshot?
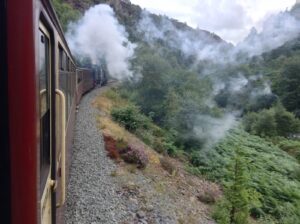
[130,0,296,44]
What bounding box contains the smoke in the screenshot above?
[236,12,300,57]
[136,8,298,148]
[193,114,238,148]
[66,4,136,80]
[137,9,300,64]
[137,11,232,64]
[229,74,249,92]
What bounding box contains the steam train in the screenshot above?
[1,0,106,223]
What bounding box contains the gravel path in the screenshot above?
[65,86,129,224]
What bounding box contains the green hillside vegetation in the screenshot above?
[257,38,300,117]
[52,0,81,31]
[188,130,300,223]
[244,104,300,137]
[108,88,300,223]
[116,19,300,224]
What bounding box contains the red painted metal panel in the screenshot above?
[7,0,38,223]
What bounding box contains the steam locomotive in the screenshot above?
[1,0,106,223]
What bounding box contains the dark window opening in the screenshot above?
[39,29,50,193]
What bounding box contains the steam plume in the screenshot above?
[66,4,135,80]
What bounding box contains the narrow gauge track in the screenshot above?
[65,85,130,224]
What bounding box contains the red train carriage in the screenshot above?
[1,0,98,223]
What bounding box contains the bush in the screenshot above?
[119,144,149,169]
[252,109,277,137]
[103,134,121,161]
[189,151,207,167]
[274,104,300,137]
[277,139,300,162]
[163,141,178,156]
[111,105,143,131]
[243,104,300,138]
[212,199,231,224]
[103,135,149,168]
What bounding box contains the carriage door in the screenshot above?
[39,23,56,224]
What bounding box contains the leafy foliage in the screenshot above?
[190,129,300,223]
[277,139,300,163]
[243,104,300,137]
[108,89,180,157]
[52,0,81,31]
[273,60,300,117]
[111,105,146,131]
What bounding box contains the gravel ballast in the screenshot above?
[65,85,216,224]
[65,87,130,224]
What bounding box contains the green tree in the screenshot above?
[274,103,300,137]
[252,109,277,137]
[273,60,300,117]
[52,0,81,31]
[213,148,261,224]
[227,149,250,224]
[243,104,300,138]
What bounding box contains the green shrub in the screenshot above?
[212,199,231,224]
[163,141,178,156]
[104,89,122,102]
[111,105,143,131]
[189,151,207,167]
[135,129,154,146]
[152,138,166,154]
[251,109,277,137]
[172,150,189,162]
[277,139,300,162]
[243,104,300,138]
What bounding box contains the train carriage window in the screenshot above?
[68,72,72,111]
[77,72,82,83]
[66,57,69,71]
[59,47,63,70]
[59,46,67,71]
[39,29,50,191]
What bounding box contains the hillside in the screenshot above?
[56,0,229,45]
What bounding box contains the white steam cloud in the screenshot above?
[137,11,231,63]
[136,7,298,147]
[66,4,135,80]
[194,114,237,148]
[237,12,300,57]
[137,9,300,64]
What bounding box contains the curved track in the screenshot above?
[65,86,129,224]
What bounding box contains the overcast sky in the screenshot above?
[130,0,296,44]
